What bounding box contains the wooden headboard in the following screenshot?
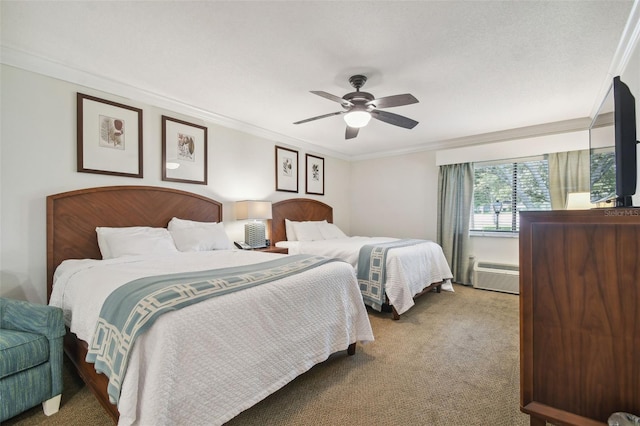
[46,186,222,301]
[271,198,333,244]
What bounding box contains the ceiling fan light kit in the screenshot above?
[294,74,419,139]
[343,110,371,128]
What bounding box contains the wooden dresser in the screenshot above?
[519,209,640,426]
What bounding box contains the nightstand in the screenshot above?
[253,246,288,254]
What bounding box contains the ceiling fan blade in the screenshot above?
[293,111,345,125]
[366,93,418,109]
[371,110,419,129]
[345,126,359,139]
[311,91,353,107]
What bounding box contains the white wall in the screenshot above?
[469,235,519,266]
[350,150,439,241]
[0,65,351,303]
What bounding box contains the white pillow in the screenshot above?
[96,226,178,259]
[168,217,232,251]
[318,222,348,239]
[168,217,215,230]
[292,220,326,241]
[285,219,297,241]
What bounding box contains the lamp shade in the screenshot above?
[565,192,592,210]
[235,200,272,220]
[343,111,371,128]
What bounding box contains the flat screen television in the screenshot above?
[589,76,638,207]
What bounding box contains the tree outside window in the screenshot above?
[471,158,551,232]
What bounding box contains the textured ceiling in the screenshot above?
[1,1,635,159]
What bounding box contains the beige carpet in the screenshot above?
[5,284,530,425]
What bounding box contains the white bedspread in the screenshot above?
[50,250,374,425]
[277,237,454,314]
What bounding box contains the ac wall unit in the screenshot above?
[472,261,519,294]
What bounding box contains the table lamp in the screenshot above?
[235,200,272,248]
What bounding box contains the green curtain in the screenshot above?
[548,149,590,209]
[437,163,474,285]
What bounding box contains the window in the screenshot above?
[471,157,551,232]
[590,147,616,203]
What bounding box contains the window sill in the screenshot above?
[470,230,519,238]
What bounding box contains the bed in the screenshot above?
[271,198,454,320]
[46,186,374,425]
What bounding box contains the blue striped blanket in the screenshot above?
[357,239,425,311]
[86,254,336,406]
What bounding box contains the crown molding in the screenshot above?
[3,0,638,165]
[589,0,640,118]
[0,46,351,162]
[350,117,593,162]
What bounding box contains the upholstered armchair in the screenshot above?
[0,298,65,422]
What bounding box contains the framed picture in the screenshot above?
[275,145,298,193]
[305,154,324,195]
[77,93,143,178]
[162,115,208,185]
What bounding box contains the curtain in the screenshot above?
[437,163,474,285]
[548,149,590,209]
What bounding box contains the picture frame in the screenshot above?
[77,93,143,178]
[162,115,208,185]
[275,145,299,193]
[305,154,324,195]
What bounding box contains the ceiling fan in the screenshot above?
[293,74,419,140]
